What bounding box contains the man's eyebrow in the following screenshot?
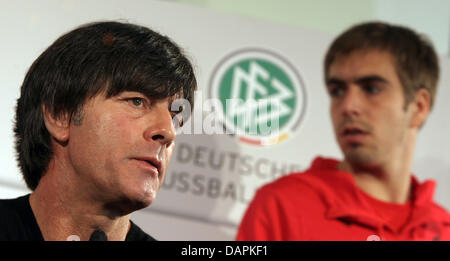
[326,75,389,86]
[326,77,345,86]
[354,75,389,85]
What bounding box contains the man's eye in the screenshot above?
[329,86,345,97]
[364,85,380,94]
[128,98,145,107]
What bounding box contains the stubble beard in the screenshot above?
[343,143,379,170]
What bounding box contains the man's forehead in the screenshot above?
[327,49,397,82]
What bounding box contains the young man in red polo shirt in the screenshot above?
[236,22,450,241]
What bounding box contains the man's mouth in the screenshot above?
[133,157,162,175]
[340,126,369,144]
[342,127,367,136]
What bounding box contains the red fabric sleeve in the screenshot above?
[236,188,275,240]
[235,185,297,241]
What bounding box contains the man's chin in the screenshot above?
[130,191,156,210]
[122,182,159,210]
[107,192,156,216]
[344,148,376,167]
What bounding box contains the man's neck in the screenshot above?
[339,160,412,204]
[29,166,131,241]
[338,137,416,204]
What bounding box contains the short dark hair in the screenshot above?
[14,21,197,190]
[324,21,439,109]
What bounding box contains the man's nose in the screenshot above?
[340,86,362,117]
[144,106,176,146]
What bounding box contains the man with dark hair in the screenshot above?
[0,21,197,240]
[237,22,450,241]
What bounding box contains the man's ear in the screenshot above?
[409,88,431,129]
[42,105,70,143]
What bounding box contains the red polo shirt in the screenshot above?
[236,157,450,241]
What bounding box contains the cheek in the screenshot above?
[330,107,340,132]
[159,144,175,180]
[104,116,134,143]
[84,112,137,164]
[102,115,140,161]
[378,106,409,141]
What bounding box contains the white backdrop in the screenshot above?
[0,0,449,240]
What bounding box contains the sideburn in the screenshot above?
[73,106,84,126]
